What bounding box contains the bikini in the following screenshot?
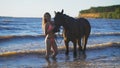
[47,24,55,44]
[48,24,53,31]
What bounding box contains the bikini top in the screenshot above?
[48,24,53,31]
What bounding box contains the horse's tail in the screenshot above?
[77,18,91,52]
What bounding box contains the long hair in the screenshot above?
[42,12,51,32]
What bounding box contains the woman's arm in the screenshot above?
[45,23,48,36]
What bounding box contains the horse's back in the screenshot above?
[77,18,90,27]
[77,18,91,36]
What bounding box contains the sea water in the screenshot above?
[0,17,120,55]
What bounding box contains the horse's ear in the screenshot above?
[61,9,64,14]
[54,11,56,15]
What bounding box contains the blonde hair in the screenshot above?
[42,12,51,32]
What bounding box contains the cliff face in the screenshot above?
[79,5,120,19]
[79,13,100,18]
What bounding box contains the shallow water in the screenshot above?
[0,44,119,68]
[0,17,120,56]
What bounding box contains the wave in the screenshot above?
[0,49,45,57]
[0,35,45,39]
[0,42,119,57]
[2,20,14,22]
[0,26,23,30]
[90,32,120,36]
[87,42,120,49]
[0,32,120,40]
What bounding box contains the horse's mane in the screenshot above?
[63,14,77,24]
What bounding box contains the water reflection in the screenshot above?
[45,52,87,68]
[45,57,58,68]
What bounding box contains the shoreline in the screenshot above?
[0,43,120,68]
[0,42,119,57]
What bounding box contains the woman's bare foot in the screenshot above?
[51,55,56,59]
[45,56,49,60]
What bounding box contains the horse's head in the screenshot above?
[53,9,64,33]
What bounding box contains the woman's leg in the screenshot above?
[51,40,58,58]
[45,38,51,59]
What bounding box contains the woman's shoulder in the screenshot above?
[45,21,54,27]
[45,22,52,28]
[45,23,49,28]
[45,22,50,25]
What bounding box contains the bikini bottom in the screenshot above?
[48,38,55,44]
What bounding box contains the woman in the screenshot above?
[42,12,58,59]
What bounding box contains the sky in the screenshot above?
[0,0,120,17]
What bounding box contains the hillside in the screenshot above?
[79,5,120,19]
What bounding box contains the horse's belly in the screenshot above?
[63,33,80,41]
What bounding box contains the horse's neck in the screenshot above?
[62,21,71,32]
[62,25,68,31]
[62,15,74,30]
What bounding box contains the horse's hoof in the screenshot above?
[82,50,86,54]
[73,55,77,58]
[73,53,77,58]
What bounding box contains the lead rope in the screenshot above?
[55,31,63,44]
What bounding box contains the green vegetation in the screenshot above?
[79,5,120,19]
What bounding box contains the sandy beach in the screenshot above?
[0,43,120,68]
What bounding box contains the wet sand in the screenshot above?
[0,44,120,68]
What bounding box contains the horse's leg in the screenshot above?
[72,40,77,58]
[82,36,88,53]
[78,39,82,54]
[64,40,69,55]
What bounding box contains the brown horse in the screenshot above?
[53,10,91,57]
